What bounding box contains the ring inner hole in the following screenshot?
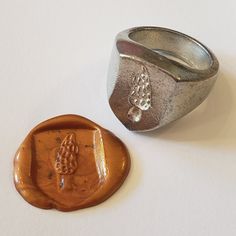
[129,29,212,70]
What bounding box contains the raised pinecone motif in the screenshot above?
[54,133,79,175]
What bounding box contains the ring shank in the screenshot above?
[129,28,212,70]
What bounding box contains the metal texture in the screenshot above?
[107,26,219,131]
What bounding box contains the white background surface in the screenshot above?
[0,0,236,235]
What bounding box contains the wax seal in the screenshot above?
[14,115,130,211]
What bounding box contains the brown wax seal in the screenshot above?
[14,115,130,211]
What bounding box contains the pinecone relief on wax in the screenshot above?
[128,65,152,122]
[54,133,79,192]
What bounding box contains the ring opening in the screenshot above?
[129,28,212,70]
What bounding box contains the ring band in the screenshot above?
[107,26,219,131]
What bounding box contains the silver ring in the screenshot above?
[107,26,219,131]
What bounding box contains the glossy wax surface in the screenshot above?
[14,115,130,211]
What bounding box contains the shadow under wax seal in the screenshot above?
[14,114,130,211]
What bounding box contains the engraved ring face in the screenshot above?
[107,26,219,131]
